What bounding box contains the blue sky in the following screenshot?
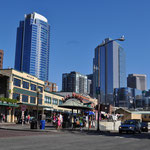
[0,0,150,90]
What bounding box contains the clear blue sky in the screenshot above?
[0,0,150,90]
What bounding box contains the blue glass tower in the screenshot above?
[14,12,50,81]
[93,38,126,104]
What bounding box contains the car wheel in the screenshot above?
[119,130,122,134]
[139,130,141,134]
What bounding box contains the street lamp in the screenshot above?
[36,88,40,129]
[96,36,125,132]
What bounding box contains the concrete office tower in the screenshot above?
[0,49,4,69]
[62,71,88,94]
[93,38,126,104]
[127,74,147,91]
[14,12,50,81]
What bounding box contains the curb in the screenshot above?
[0,127,58,133]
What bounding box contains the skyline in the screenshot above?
[0,0,150,90]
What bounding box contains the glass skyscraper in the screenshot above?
[14,12,50,81]
[93,38,126,105]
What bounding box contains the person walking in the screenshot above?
[59,113,63,128]
[79,116,83,131]
[57,115,61,130]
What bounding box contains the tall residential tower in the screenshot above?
[93,38,126,104]
[14,12,50,81]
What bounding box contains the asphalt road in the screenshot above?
[0,130,150,150]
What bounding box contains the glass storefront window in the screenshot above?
[59,100,63,105]
[22,95,28,103]
[13,78,21,87]
[38,99,42,104]
[30,97,36,104]
[38,86,43,92]
[53,98,58,105]
[13,93,20,101]
[23,81,29,89]
[31,83,36,91]
[44,96,51,104]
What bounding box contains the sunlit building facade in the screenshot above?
[93,38,126,105]
[14,12,50,81]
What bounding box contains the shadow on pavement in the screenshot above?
[61,128,150,140]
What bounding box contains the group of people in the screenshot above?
[74,115,94,130]
[52,113,63,129]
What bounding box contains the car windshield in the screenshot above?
[123,120,136,125]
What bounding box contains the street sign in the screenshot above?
[21,105,26,111]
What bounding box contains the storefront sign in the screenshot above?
[21,105,26,111]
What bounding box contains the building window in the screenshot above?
[38,86,43,92]
[44,96,51,104]
[30,97,36,104]
[13,78,21,87]
[22,95,28,103]
[23,81,29,89]
[31,84,36,91]
[59,100,63,105]
[53,98,58,105]
[13,93,20,101]
[38,99,42,104]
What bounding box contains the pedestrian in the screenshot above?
[89,116,91,128]
[57,115,61,130]
[3,114,5,122]
[59,113,63,128]
[27,114,30,124]
[79,116,83,131]
[53,113,56,126]
[0,113,3,123]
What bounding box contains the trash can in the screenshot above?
[30,120,37,129]
[40,120,45,129]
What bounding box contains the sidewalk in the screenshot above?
[0,123,118,135]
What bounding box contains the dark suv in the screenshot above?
[119,119,141,134]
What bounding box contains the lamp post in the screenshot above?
[96,36,125,132]
[36,88,40,129]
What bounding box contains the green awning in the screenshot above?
[17,102,52,108]
[0,102,19,107]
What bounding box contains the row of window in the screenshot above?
[13,78,43,92]
[13,93,42,104]
[45,96,63,105]
[13,93,63,105]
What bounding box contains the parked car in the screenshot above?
[140,122,148,132]
[119,119,141,134]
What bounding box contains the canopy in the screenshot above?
[58,98,92,110]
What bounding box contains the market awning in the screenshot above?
[58,98,92,110]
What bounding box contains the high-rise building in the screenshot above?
[0,49,4,69]
[62,71,88,94]
[87,74,93,97]
[93,38,126,105]
[127,74,147,91]
[14,12,50,81]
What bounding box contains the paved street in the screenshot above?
[0,129,150,150]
